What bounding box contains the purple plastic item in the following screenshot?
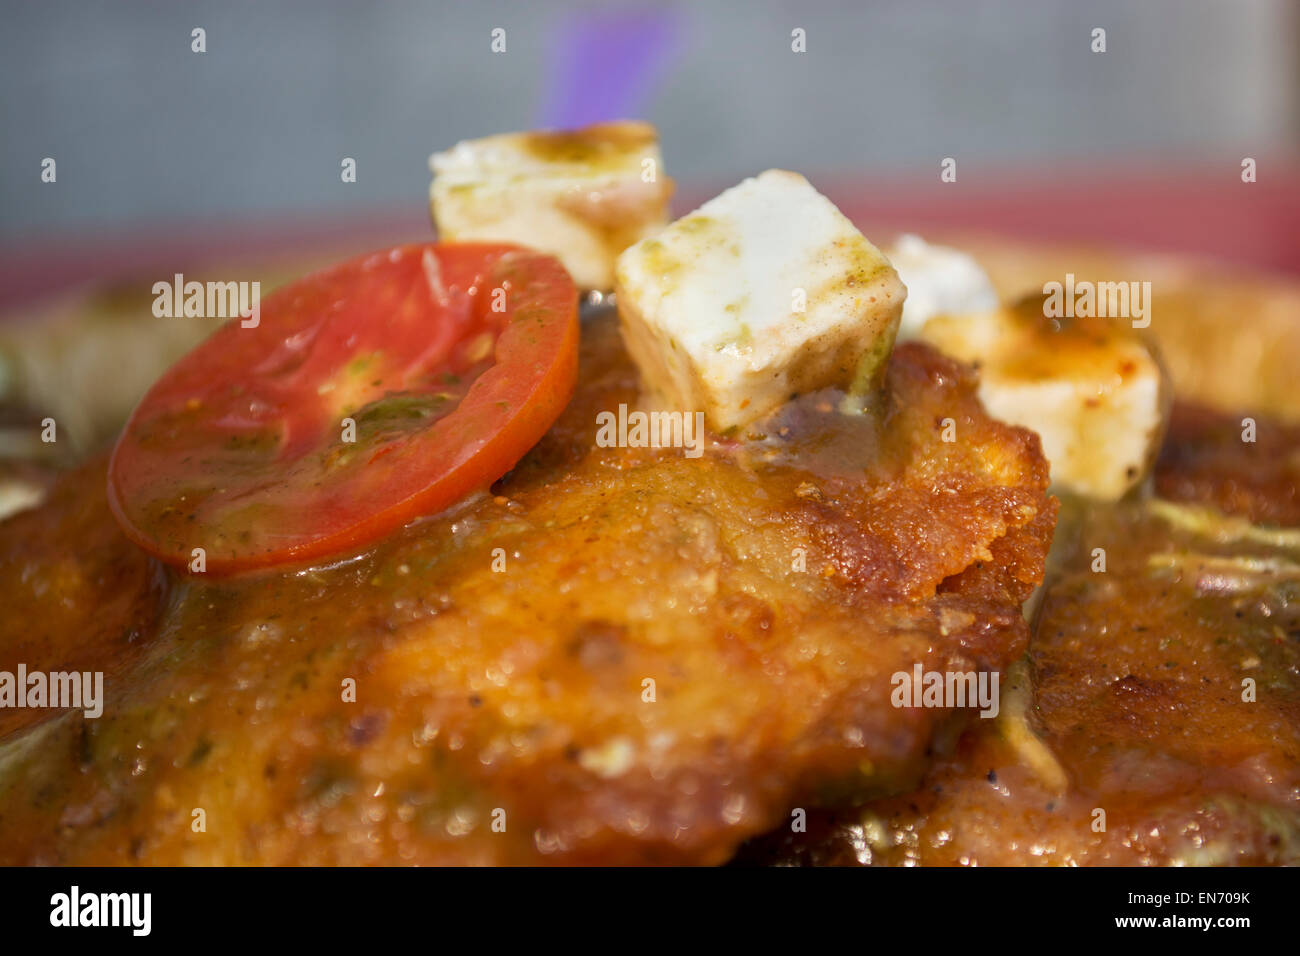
[538,6,682,129]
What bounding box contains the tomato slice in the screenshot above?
[108,242,578,573]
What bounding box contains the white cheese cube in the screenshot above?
[614,170,906,432]
[887,234,999,340]
[921,299,1170,500]
[429,121,673,290]
[0,475,44,521]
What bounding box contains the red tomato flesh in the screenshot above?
[108,242,579,573]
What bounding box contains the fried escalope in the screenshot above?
[0,316,1054,864]
[740,403,1300,866]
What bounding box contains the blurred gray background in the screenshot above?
[1,0,1297,241]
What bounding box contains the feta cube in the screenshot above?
[614,170,905,432]
[920,298,1170,500]
[429,121,673,290]
[887,233,999,340]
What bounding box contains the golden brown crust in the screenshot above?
[0,459,165,741]
[740,498,1300,866]
[0,317,1053,865]
[1156,401,1300,527]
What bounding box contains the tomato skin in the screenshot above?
[108,243,579,574]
